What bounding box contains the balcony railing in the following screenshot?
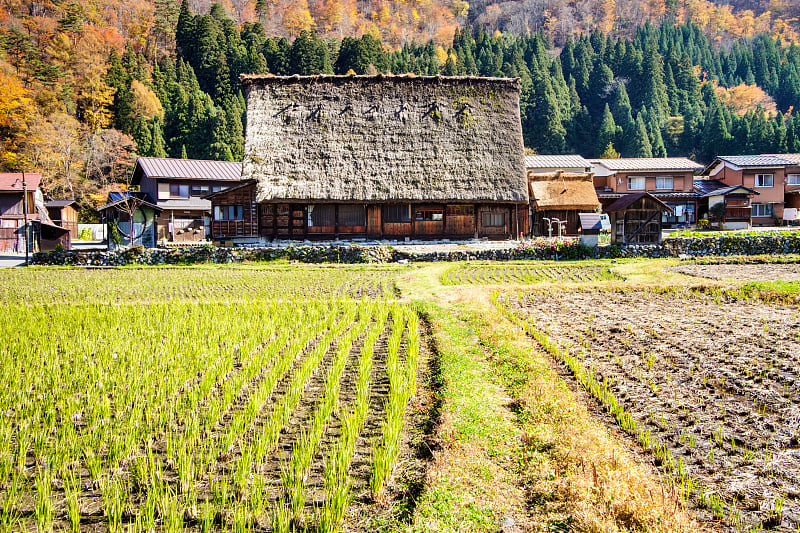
[724,207,751,221]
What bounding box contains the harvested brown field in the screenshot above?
[505,289,800,531]
[674,263,800,282]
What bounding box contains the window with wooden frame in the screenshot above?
[338,205,366,226]
[214,205,243,221]
[627,177,646,190]
[415,209,443,221]
[481,211,506,227]
[383,204,411,223]
[787,174,800,185]
[169,183,190,198]
[755,174,774,187]
[655,177,674,190]
[309,205,335,226]
[751,203,774,217]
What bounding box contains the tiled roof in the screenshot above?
[693,179,728,195]
[0,173,42,191]
[525,154,591,169]
[763,153,800,164]
[694,179,756,197]
[592,158,703,172]
[136,157,242,181]
[716,155,794,168]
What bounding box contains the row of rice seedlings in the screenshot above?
[164,303,332,492]
[370,306,420,501]
[0,301,327,531]
[0,301,279,485]
[276,305,374,529]
[492,293,725,521]
[154,303,348,528]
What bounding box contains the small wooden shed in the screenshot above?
[604,192,672,244]
[528,170,600,236]
[97,192,162,248]
[45,200,79,239]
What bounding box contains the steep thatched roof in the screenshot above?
[528,171,599,210]
[241,75,528,204]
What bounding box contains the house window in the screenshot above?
[656,177,674,190]
[787,174,800,185]
[191,184,210,197]
[170,183,190,198]
[338,205,366,226]
[447,205,474,216]
[416,209,443,221]
[383,204,411,223]
[309,204,335,226]
[481,211,506,227]
[751,203,774,217]
[214,205,243,221]
[755,174,774,187]
[627,177,646,190]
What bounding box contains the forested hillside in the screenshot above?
[2,0,800,213]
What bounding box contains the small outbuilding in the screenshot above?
[45,200,79,239]
[97,192,162,249]
[604,192,672,244]
[528,170,600,236]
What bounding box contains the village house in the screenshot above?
[97,191,162,249]
[209,74,528,244]
[0,173,70,253]
[591,157,704,228]
[132,157,242,244]
[701,154,800,225]
[692,179,757,230]
[525,154,599,236]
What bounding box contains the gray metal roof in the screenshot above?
[592,157,703,172]
[716,155,794,168]
[45,199,77,208]
[525,154,591,169]
[136,157,242,181]
[694,179,757,197]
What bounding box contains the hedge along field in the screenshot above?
[0,269,420,532]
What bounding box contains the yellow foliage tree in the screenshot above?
[0,68,35,169]
[599,0,616,33]
[130,79,163,121]
[283,0,315,36]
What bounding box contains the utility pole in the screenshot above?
[22,171,29,266]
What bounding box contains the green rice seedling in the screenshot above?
[271,498,293,533]
[0,475,20,533]
[64,468,81,533]
[232,503,249,533]
[34,464,53,533]
[200,499,215,533]
[102,476,126,533]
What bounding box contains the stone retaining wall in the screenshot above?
[29,235,800,266]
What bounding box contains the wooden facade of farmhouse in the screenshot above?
[229,74,529,242]
[209,181,525,241]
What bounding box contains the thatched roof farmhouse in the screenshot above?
[215,74,528,242]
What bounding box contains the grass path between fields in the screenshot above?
[404,264,706,533]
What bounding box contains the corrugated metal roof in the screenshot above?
[0,173,42,191]
[604,192,673,213]
[45,199,77,208]
[717,155,794,168]
[136,157,242,181]
[525,154,591,169]
[592,158,703,172]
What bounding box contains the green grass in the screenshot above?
[672,229,800,238]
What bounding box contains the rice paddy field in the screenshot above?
[2,258,800,533]
[0,267,416,533]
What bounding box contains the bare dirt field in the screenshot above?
[508,289,800,531]
[674,263,800,282]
